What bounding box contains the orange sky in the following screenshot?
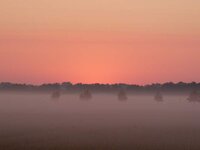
[0,0,200,84]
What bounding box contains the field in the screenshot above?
[0,92,200,150]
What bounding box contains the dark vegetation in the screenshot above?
[0,82,200,94]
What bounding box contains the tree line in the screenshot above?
[0,82,199,93]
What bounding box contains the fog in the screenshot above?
[1,92,200,150]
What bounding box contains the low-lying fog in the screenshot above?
[1,92,200,150]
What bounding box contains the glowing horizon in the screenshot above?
[0,0,200,84]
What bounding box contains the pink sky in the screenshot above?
[0,0,200,84]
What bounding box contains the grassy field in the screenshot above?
[0,93,200,150]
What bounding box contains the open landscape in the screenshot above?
[1,92,200,150]
[1,0,200,149]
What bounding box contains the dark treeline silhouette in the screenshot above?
[0,82,200,94]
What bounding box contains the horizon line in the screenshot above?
[0,81,199,86]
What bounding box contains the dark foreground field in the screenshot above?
[0,93,200,150]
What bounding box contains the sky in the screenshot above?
[0,0,200,84]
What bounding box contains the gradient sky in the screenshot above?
[0,0,200,84]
